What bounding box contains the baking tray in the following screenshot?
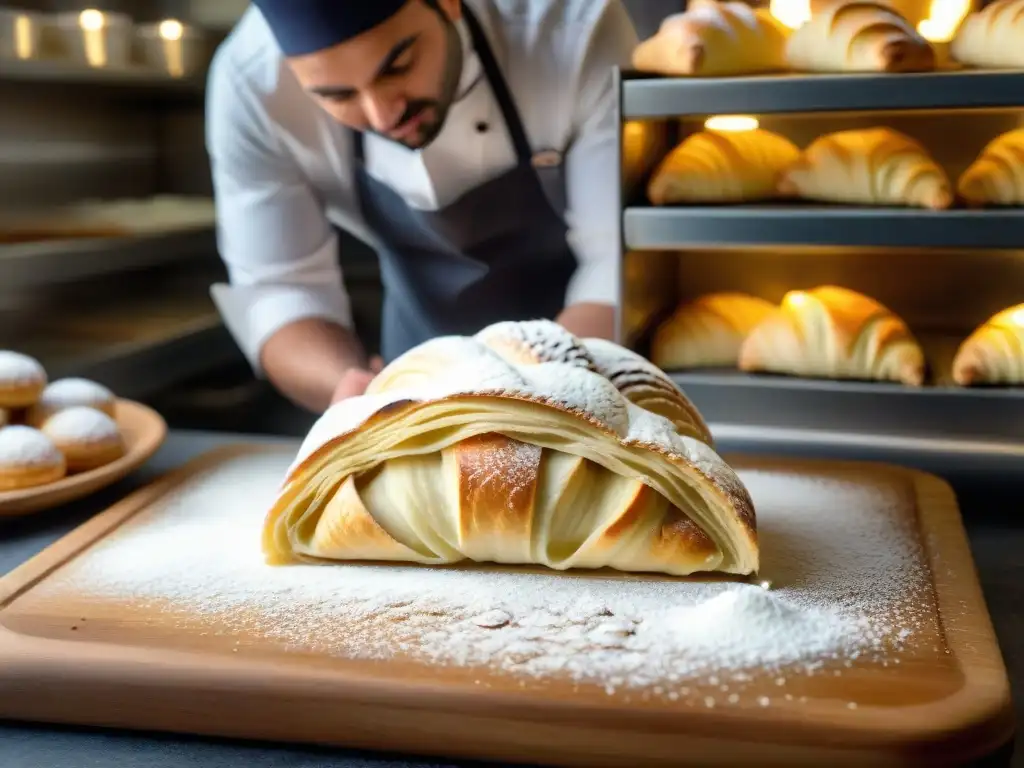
[621,68,1024,119]
[624,206,1024,250]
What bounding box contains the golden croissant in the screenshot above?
[632,0,791,76]
[738,286,926,385]
[652,293,777,369]
[951,0,1024,69]
[264,321,758,577]
[952,304,1024,386]
[957,128,1024,207]
[786,1,935,72]
[777,127,953,209]
[648,129,801,205]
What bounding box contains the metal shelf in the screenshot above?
[621,68,1024,119]
[22,315,242,402]
[0,57,205,96]
[670,370,1024,445]
[624,206,1024,250]
[0,228,217,292]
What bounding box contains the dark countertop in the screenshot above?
[0,429,1020,768]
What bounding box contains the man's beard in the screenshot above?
[375,17,463,149]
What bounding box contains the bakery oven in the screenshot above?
[616,0,1024,492]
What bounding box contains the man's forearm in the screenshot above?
[259,318,368,413]
[557,302,616,342]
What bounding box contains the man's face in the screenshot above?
[286,0,463,149]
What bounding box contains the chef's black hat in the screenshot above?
[253,0,410,56]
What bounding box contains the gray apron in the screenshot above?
[352,6,577,363]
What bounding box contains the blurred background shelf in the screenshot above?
[0,56,205,96]
[621,69,1024,119]
[623,207,1024,249]
[0,227,216,291]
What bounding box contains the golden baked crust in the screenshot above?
[632,0,790,76]
[652,293,777,370]
[952,304,1024,386]
[957,128,1024,207]
[738,286,926,385]
[264,321,757,577]
[0,351,46,409]
[648,129,801,205]
[778,127,952,209]
[951,0,1024,69]
[786,1,935,73]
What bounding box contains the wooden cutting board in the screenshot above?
[0,445,1013,767]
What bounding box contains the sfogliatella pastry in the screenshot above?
[952,304,1024,386]
[778,127,952,209]
[786,1,935,72]
[0,426,67,491]
[27,377,117,427]
[950,0,1024,69]
[652,293,777,370]
[632,0,790,76]
[41,406,126,473]
[956,129,1024,207]
[265,320,757,577]
[739,286,926,385]
[0,351,47,409]
[648,129,801,205]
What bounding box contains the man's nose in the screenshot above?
[361,90,405,134]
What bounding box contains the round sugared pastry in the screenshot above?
[0,425,66,491]
[0,351,47,409]
[41,406,125,473]
[27,377,117,427]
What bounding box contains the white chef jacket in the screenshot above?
[206,0,639,372]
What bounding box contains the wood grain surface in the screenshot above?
[0,446,1013,767]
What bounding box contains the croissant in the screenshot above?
[738,286,926,385]
[951,0,1024,68]
[956,129,1024,207]
[786,1,935,72]
[652,293,777,370]
[631,0,791,76]
[952,304,1024,386]
[648,129,802,205]
[777,127,953,209]
[264,321,758,577]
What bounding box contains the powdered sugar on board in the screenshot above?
[37,451,934,701]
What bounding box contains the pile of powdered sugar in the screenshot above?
[41,451,933,698]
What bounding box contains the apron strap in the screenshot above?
[460,6,534,165]
[353,6,533,166]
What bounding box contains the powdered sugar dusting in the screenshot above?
[36,378,114,411]
[0,350,45,385]
[41,406,121,444]
[36,451,935,700]
[0,425,63,467]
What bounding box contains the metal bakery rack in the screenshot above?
[614,68,1024,480]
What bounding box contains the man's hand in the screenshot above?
[330,356,384,404]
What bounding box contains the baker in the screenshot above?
[205,0,638,411]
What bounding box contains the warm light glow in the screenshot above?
[158,19,184,41]
[13,14,34,59]
[704,115,760,132]
[1009,307,1024,327]
[769,0,811,29]
[787,291,808,307]
[78,9,105,31]
[917,0,972,42]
